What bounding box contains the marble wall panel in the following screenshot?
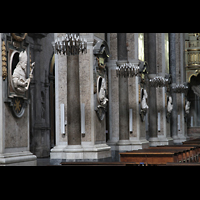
[110,69,119,140]
[156,87,164,136]
[79,49,92,142]
[127,33,135,60]
[5,104,28,148]
[57,51,68,143]
[156,33,162,74]
[110,33,117,60]
[128,76,137,138]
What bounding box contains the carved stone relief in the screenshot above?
[4,33,35,118]
[93,40,109,121]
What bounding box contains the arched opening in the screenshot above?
[187,72,200,138]
[12,52,19,74]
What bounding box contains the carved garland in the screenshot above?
[2,41,7,80]
[11,33,28,42]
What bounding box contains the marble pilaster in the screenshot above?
[174,33,188,143]
[127,33,149,149]
[116,33,131,150]
[146,33,158,146]
[155,33,173,145]
[106,33,119,149]
[169,33,179,142]
[51,33,111,160]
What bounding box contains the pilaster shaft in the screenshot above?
[147,33,158,138]
[117,33,129,141]
[67,34,81,145]
[169,33,177,138]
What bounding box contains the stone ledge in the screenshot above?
[50,144,111,160]
[0,151,37,166]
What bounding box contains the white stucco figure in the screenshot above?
[192,85,200,97]
[12,51,34,93]
[98,76,108,106]
[167,96,173,113]
[185,101,191,114]
[141,89,149,110]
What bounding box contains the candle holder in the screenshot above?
[116,61,147,78]
[148,74,170,88]
[52,33,87,56]
[171,83,189,93]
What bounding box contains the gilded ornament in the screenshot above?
[2,40,7,80]
[11,33,28,42]
[14,99,21,113]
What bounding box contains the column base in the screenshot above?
[116,140,132,151]
[50,144,111,160]
[107,139,119,151]
[173,135,188,145]
[110,139,149,151]
[0,151,37,166]
[149,136,174,146]
[129,139,149,150]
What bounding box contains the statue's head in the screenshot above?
[168,96,173,104]
[19,50,27,63]
[186,101,190,106]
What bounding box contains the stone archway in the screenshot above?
[187,72,200,138]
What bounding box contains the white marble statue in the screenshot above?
[167,96,173,113]
[141,88,149,111]
[98,76,108,106]
[192,85,200,97]
[12,51,34,93]
[185,101,191,114]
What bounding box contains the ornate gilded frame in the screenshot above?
[11,33,27,42]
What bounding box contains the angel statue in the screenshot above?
[12,50,35,93]
[167,96,173,113]
[140,88,148,122]
[97,76,108,107]
[166,96,173,123]
[141,88,149,111]
[185,101,191,114]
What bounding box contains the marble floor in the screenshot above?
[37,150,121,166]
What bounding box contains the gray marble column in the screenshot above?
[147,33,158,138]
[169,33,177,138]
[67,34,81,145]
[117,33,129,141]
